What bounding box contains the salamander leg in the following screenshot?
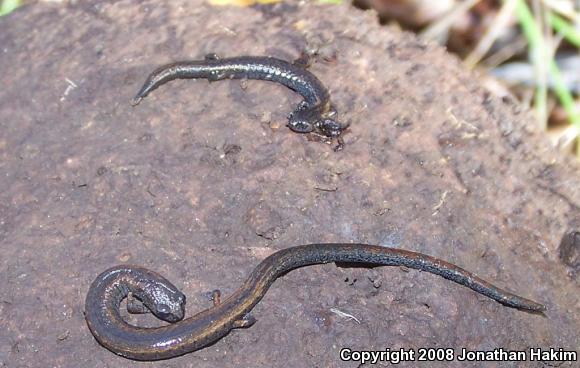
[232,314,256,329]
[211,289,221,306]
[210,289,255,328]
[293,52,312,68]
[126,292,150,314]
[204,53,220,60]
[203,54,225,81]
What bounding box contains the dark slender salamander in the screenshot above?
[85,243,545,361]
[131,55,347,138]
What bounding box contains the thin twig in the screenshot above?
[421,0,482,42]
[465,0,518,68]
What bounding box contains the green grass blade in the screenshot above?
[0,0,21,17]
[549,12,580,48]
[549,59,580,130]
[514,0,549,128]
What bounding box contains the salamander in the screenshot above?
[84,243,545,361]
[131,55,347,138]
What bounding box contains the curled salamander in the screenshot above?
[132,55,347,139]
[85,243,545,361]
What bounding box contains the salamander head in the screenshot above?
[137,274,187,323]
[151,297,186,323]
[314,118,345,138]
[288,105,347,138]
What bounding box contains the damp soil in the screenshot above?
[0,1,579,367]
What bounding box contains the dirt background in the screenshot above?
[0,1,579,367]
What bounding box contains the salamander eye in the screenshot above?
[154,303,184,323]
[157,304,170,315]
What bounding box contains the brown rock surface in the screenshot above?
[0,1,578,367]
